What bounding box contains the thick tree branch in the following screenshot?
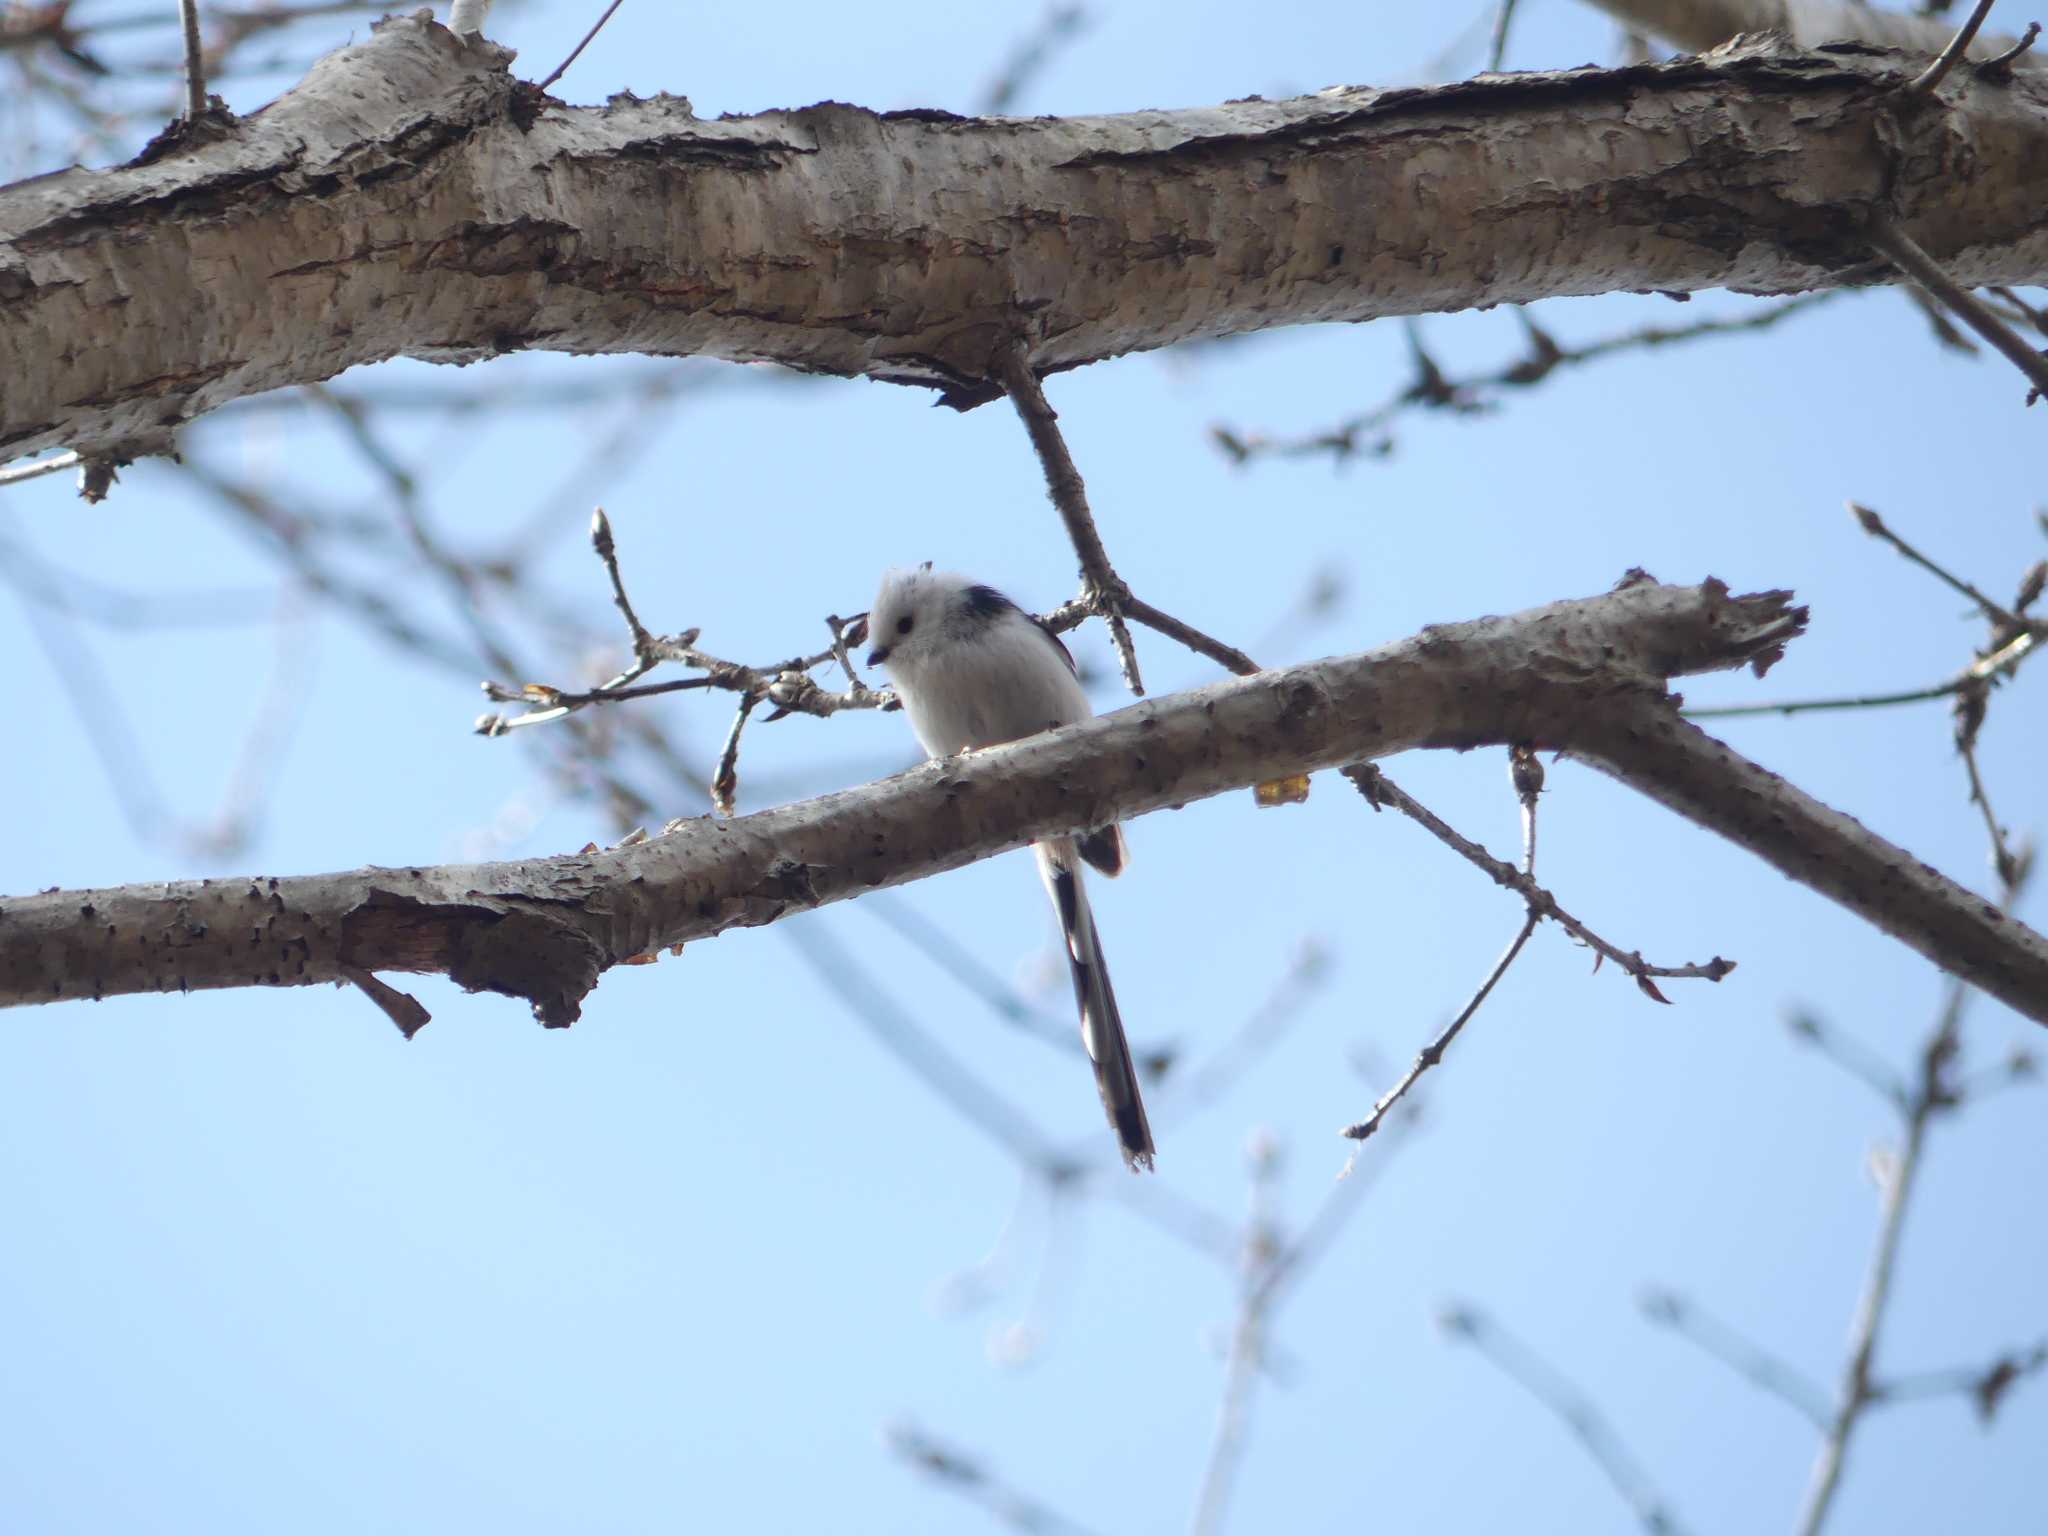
[8,16,2048,463]
[6,579,2047,1029]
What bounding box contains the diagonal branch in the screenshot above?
[999,346,1144,694]
[9,579,2048,1030]
[1443,1302,1694,1536]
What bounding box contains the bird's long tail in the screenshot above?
[1037,839,1155,1172]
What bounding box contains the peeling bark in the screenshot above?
[4,14,2046,463]
[5,580,2045,1028]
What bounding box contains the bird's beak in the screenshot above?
[865,646,888,667]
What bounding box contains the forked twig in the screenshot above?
[1867,216,2048,402]
[998,346,1146,694]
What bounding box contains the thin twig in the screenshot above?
[977,4,1088,114]
[178,0,206,117]
[590,507,656,658]
[1794,854,2034,1536]
[859,896,1081,1057]
[1976,20,2041,74]
[1442,1304,1694,1536]
[1684,625,2037,720]
[1848,503,2021,630]
[1189,1131,1282,1536]
[536,0,627,93]
[1487,0,1520,70]
[1340,908,1537,1146]
[1785,1008,1911,1109]
[1953,680,2022,890]
[1341,765,1736,996]
[1639,1287,1834,1428]
[887,1421,1110,1536]
[1156,940,1332,1122]
[1901,0,2000,96]
[1213,295,1836,467]
[339,964,431,1038]
[0,450,81,488]
[477,513,883,736]
[1119,591,1260,677]
[1867,216,2048,402]
[710,691,760,815]
[998,345,1145,695]
[1871,1340,2048,1421]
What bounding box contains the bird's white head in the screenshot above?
[865,564,982,674]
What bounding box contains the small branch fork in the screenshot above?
[1790,854,2038,1536]
[1693,504,2043,895]
[999,346,1260,691]
[1901,0,2004,98]
[479,498,1263,814]
[998,347,1146,694]
[1441,1303,1694,1536]
[1211,296,1836,468]
[475,508,885,814]
[1337,754,1733,1150]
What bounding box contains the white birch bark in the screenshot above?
[4,15,2046,466]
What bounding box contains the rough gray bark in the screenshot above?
[1585,0,2038,59]
[5,14,2047,465]
[5,580,2046,1029]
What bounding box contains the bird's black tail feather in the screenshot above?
[1038,840,1154,1171]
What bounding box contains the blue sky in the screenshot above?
[2,3,2044,1533]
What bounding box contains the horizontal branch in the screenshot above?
[7,16,2048,461]
[4,579,2046,1028]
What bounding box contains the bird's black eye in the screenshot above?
[895,615,914,635]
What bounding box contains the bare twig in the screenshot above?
[1848,503,2022,630]
[1189,1130,1283,1536]
[339,964,431,1039]
[1156,940,1332,1122]
[1442,1303,1693,1536]
[1340,907,1538,1148]
[977,4,1088,114]
[887,1421,1109,1536]
[178,0,206,117]
[1119,591,1260,677]
[1976,20,2042,75]
[1338,751,1733,1149]
[998,346,1144,695]
[1639,1287,1834,1428]
[1953,679,2021,890]
[1901,0,2000,96]
[782,920,1071,1172]
[710,691,760,816]
[476,513,883,736]
[1487,0,1521,70]
[0,450,81,488]
[1341,765,1736,996]
[1871,1340,2048,1421]
[1793,856,2034,1536]
[1195,1104,1423,1535]
[1685,625,2037,719]
[1213,295,1835,467]
[535,0,626,94]
[1952,1042,2037,1104]
[1786,1008,1911,1109]
[590,507,657,659]
[859,896,1082,1058]
[1867,216,2048,401]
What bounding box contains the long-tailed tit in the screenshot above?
[865,567,1155,1172]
